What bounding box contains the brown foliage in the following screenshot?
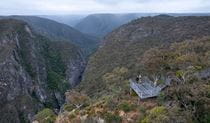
[65,91,89,108]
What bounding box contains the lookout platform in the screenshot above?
[130,78,170,99]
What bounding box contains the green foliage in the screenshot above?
[130,89,138,97]
[41,39,71,92]
[118,101,135,112]
[141,106,169,123]
[194,65,203,71]
[103,67,129,84]
[47,48,66,76]
[104,112,122,123]
[101,67,129,95]
[63,104,76,112]
[68,113,77,119]
[142,38,210,78]
[41,39,67,77]
[201,113,210,123]
[47,70,69,92]
[176,70,184,78]
[35,108,56,123]
[164,82,210,122]
[47,70,63,90]
[157,92,166,104]
[139,106,146,114]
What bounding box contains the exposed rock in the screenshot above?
[0,19,86,122]
[195,68,210,80]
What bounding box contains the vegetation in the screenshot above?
[141,37,210,78]
[63,104,76,112]
[58,16,210,122]
[139,38,210,122]
[65,90,90,109]
[104,112,122,123]
[79,15,210,98]
[34,108,56,123]
[40,38,72,93]
[47,70,68,92]
[141,106,169,123]
[118,101,136,112]
[69,37,210,123]
[102,67,129,95]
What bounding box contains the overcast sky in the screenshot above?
[0,0,210,15]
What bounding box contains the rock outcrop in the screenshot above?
[0,19,86,123]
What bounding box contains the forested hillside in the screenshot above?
[51,16,210,123]
[80,15,210,97]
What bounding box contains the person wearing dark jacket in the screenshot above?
[136,74,142,83]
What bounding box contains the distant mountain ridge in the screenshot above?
[39,15,86,26]
[0,16,99,56]
[75,13,157,38]
[75,13,210,38]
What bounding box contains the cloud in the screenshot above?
[0,0,209,15]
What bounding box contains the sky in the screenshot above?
[0,0,210,15]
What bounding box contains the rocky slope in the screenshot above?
[0,19,86,123]
[0,16,99,56]
[75,13,157,38]
[79,15,210,97]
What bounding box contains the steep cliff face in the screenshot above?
[0,19,86,123]
[79,15,210,97]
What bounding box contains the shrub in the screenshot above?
[130,89,138,96]
[118,102,135,112]
[139,106,146,113]
[47,70,63,90]
[106,98,118,110]
[65,91,90,108]
[34,108,56,123]
[63,104,76,112]
[68,113,77,119]
[202,113,210,123]
[104,112,122,123]
[47,70,69,93]
[141,106,169,123]
[157,92,166,104]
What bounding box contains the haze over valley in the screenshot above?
[0,0,210,123]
